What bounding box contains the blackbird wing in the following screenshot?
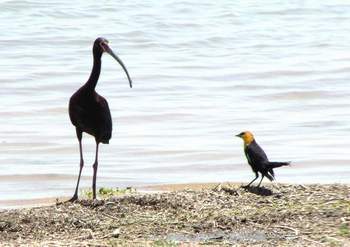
[245,141,269,170]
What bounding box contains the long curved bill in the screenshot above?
[105,46,133,88]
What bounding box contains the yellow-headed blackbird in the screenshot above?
[236,131,290,187]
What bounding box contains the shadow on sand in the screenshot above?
[242,186,273,196]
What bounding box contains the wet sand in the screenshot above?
[0,197,67,209]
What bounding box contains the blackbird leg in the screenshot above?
[92,142,100,200]
[242,172,258,188]
[69,129,84,202]
[257,174,265,187]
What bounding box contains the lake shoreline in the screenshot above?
[0,182,229,209]
[0,181,346,209]
[0,183,349,246]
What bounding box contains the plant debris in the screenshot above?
[0,183,349,246]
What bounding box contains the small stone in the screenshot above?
[111,228,120,238]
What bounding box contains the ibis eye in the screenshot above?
[100,42,108,51]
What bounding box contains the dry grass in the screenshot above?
[0,183,349,246]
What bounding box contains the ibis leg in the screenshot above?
[92,142,99,200]
[69,129,84,202]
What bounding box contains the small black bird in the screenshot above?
[236,131,290,187]
[68,37,132,201]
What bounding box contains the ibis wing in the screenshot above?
[69,92,113,142]
[95,96,112,142]
[69,103,95,134]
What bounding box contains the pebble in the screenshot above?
[111,228,120,238]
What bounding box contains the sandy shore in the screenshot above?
[0,182,225,209]
[0,183,350,246]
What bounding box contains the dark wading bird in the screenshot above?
[68,37,132,201]
[236,131,290,188]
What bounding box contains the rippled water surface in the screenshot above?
[1,0,350,201]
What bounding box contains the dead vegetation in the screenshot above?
[0,183,349,246]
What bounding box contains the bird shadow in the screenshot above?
[242,186,273,196]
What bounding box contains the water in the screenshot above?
[1,0,350,201]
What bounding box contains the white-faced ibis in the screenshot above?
[68,37,132,201]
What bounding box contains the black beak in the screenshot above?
[104,45,133,88]
[235,134,241,138]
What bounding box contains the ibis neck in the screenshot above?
[85,53,102,91]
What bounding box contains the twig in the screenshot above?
[299,184,307,189]
[101,212,188,227]
[324,199,340,205]
[301,236,325,246]
[341,217,348,223]
[249,221,266,229]
[273,225,299,236]
[101,212,120,221]
[326,236,342,242]
[213,183,223,191]
[172,229,195,236]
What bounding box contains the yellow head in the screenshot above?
[235,131,255,145]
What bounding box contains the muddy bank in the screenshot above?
[0,183,349,246]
